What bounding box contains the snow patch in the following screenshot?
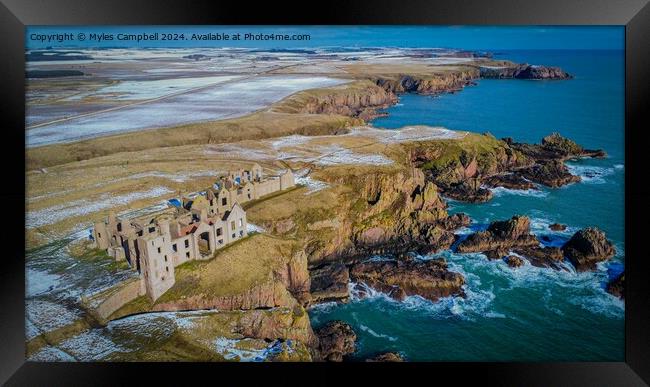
[26,186,173,228]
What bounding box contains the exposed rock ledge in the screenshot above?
[457,216,616,272]
[310,254,465,305]
[350,255,465,302]
[411,132,606,203]
[366,352,404,362]
[315,320,357,362]
[606,271,625,299]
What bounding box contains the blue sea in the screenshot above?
[309,50,625,361]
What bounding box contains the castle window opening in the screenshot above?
[172,244,177,252]
[216,227,222,236]
[222,197,227,205]
[184,239,189,248]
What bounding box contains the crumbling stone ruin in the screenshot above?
[92,164,295,301]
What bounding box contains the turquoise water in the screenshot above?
[309,50,625,361]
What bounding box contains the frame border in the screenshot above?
[2,0,648,385]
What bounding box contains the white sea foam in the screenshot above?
[490,186,549,198]
[212,337,286,362]
[437,249,625,320]
[565,164,616,184]
[358,324,398,342]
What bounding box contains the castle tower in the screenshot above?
[136,231,175,302]
[279,170,295,190]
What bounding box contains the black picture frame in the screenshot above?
[2,0,649,385]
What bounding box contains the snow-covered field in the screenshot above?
[27,75,347,147]
[66,75,242,101]
[26,186,172,228]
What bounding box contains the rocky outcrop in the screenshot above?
[505,255,524,268]
[316,321,357,362]
[375,69,480,95]
[511,133,607,162]
[606,272,625,299]
[549,223,567,231]
[512,246,564,270]
[483,173,536,190]
[309,263,350,303]
[412,133,606,202]
[349,256,465,302]
[480,64,572,80]
[365,352,404,362]
[312,168,469,264]
[562,227,616,271]
[457,216,538,254]
[236,306,318,348]
[303,84,398,120]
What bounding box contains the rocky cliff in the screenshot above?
[409,132,605,202]
[480,63,572,79]
[374,69,480,95]
[296,83,398,121]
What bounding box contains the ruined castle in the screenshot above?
[93,164,295,301]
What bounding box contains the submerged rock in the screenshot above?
[562,227,616,271]
[365,352,404,362]
[349,257,465,302]
[505,255,524,268]
[457,215,538,254]
[316,321,356,362]
[549,223,567,231]
[606,272,625,299]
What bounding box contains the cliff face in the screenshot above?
[153,279,297,312]
[375,69,480,95]
[302,167,468,268]
[297,83,398,121]
[276,69,482,123]
[479,64,572,79]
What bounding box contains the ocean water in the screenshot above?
[309,50,625,361]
